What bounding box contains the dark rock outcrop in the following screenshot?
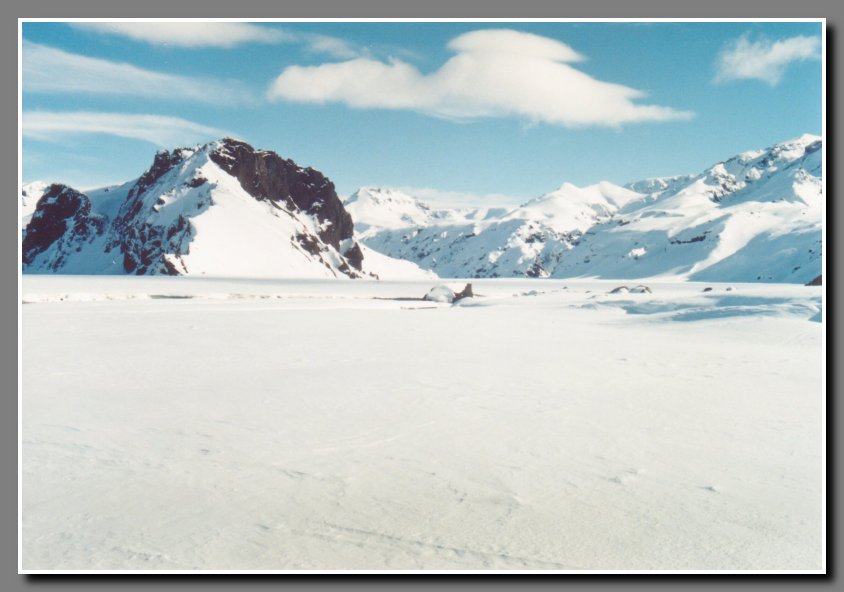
[135,149,187,197]
[806,274,822,286]
[342,242,364,271]
[22,184,105,267]
[103,148,196,275]
[453,283,474,301]
[209,138,357,263]
[526,257,545,278]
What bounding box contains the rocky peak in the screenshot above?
[208,138,357,258]
[132,149,187,198]
[34,184,90,219]
[22,139,367,277]
[22,184,103,266]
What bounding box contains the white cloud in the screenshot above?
[715,34,821,86]
[22,40,252,105]
[267,28,692,127]
[22,111,230,147]
[303,34,364,59]
[72,22,292,48]
[73,22,364,59]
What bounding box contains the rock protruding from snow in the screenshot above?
[630,285,652,294]
[209,138,356,255]
[454,283,474,301]
[22,184,106,269]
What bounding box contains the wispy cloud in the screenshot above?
[22,111,230,147]
[73,21,365,59]
[715,34,821,86]
[22,40,253,105]
[303,33,364,59]
[267,29,693,128]
[71,22,293,48]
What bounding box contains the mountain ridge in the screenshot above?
[22,134,823,283]
[346,134,822,283]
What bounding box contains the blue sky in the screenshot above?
[21,20,823,206]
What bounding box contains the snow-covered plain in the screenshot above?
[21,276,824,571]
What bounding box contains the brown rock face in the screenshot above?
[209,138,357,263]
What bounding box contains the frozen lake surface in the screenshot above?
[21,276,824,571]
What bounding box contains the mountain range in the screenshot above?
[345,134,822,284]
[21,134,822,284]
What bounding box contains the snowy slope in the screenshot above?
[349,135,822,284]
[345,183,638,278]
[22,140,431,280]
[358,244,437,280]
[345,187,446,235]
[21,181,51,226]
[551,134,822,283]
[345,187,507,237]
[506,181,645,233]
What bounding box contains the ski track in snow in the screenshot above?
[21,276,823,571]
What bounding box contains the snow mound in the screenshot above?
[423,284,456,303]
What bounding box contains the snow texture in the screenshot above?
[21,275,823,571]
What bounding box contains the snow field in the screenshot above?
[21,277,823,570]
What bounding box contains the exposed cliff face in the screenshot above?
[22,184,106,269]
[209,138,356,250]
[22,140,368,279]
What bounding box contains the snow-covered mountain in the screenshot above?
[345,187,507,236]
[21,139,431,279]
[344,183,631,278]
[347,134,823,283]
[21,180,51,225]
